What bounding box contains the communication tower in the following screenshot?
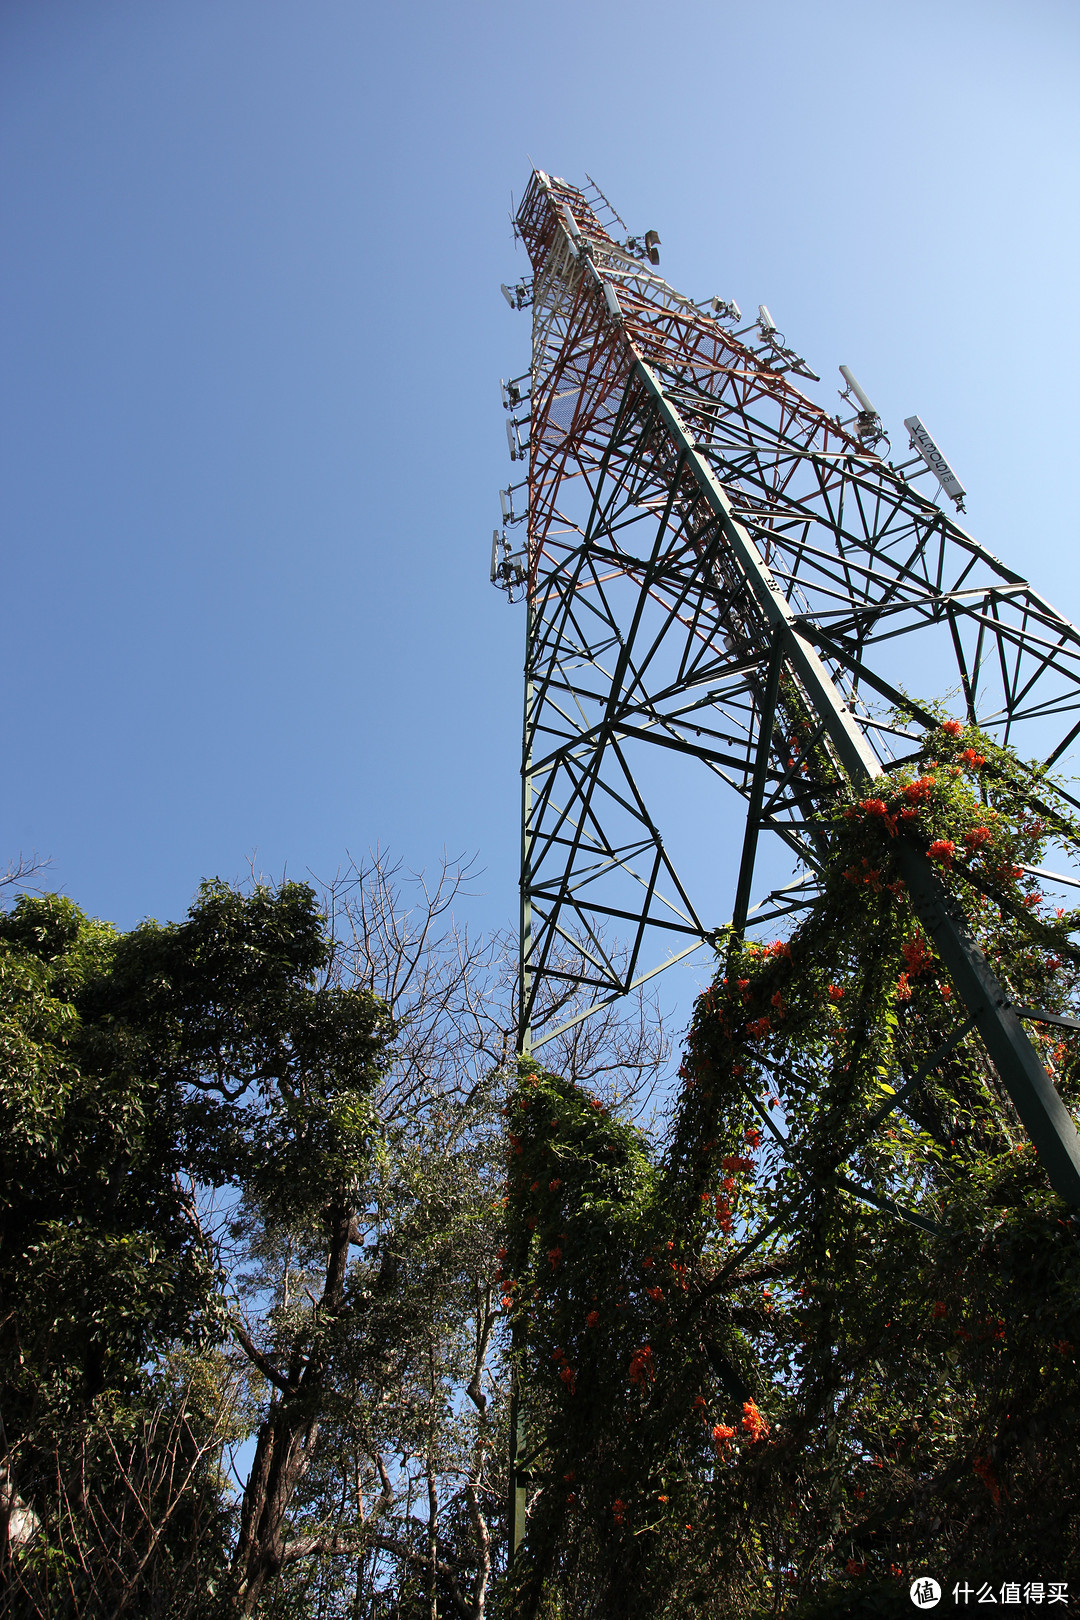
[494,168,1080,1556]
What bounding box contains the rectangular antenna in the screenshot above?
[904,416,966,510]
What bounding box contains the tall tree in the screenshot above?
[0,893,231,1616]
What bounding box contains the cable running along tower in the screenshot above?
[494,169,1080,1554]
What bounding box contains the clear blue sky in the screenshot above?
[2,0,1077,945]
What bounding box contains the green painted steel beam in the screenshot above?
[636,358,1080,1207]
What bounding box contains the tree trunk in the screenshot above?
[228,1205,352,1616]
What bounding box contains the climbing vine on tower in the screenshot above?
[505,720,1080,1617]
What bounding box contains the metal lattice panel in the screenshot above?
[501,172,1080,1068]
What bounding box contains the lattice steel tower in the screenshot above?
[493,168,1080,1206]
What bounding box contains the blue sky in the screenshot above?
[2,0,1078,959]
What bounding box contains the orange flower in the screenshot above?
[964,825,992,850]
[744,1125,762,1149]
[612,1498,628,1525]
[741,1399,770,1442]
[646,1284,663,1302]
[901,776,935,804]
[942,719,962,737]
[547,1246,563,1269]
[628,1344,655,1386]
[959,748,986,768]
[972,1455,1002,1506]
[828,983,845,1002]
[928,839,956,869]
[902,936,934,975]
[585,1310,600,1329]
[712,1422,736,1455]
[860,798,889,817]
[549,1178,562,1191]
[932,1300,947,1319]
[895,972,912,1003]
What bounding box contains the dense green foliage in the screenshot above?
[505,723,1080,1616]
[0,895,219,1422]
[0,892,234,1613]
[5,724,1080,1616]
[0,880,396,1616]
[0,865,519,1619]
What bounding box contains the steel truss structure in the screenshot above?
[497,167,1080,1205]
[497,169,1080,1567]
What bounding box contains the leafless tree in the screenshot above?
[0,854,52,901]
[1,1369,239,1620]
[220,851,672,1618]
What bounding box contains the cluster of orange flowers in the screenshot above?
[550,1345,577,1394]
[721,1153,753,1174]
[711,1422,736,1456]
[741,1399,770,1442]
[628,1344,655,1386]
[708,1400,770,1454]
[972,1454,1003,1506]
[707,1192,734,1234]
[901,936,934,974]
[901,775,935,804]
